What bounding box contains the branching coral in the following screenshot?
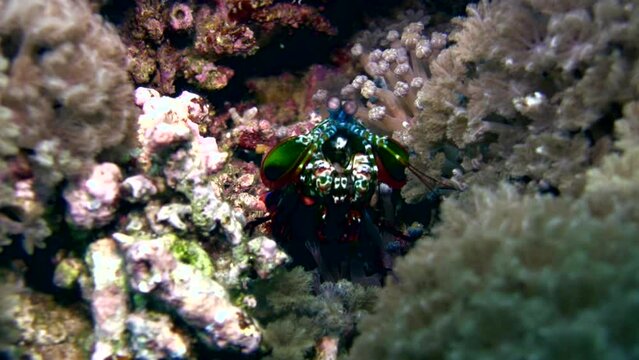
[0,0,137,253]
[123,0,336,94]
[349,143,639,360]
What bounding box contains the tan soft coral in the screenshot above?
[400,0,639,197]
[350,144,639,360]
[0,0,137,164]
[0,0,138,252]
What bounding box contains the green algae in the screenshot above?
[168,236,214,278]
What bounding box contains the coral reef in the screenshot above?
[84,238,130,359]
[122,0,336,94]
[126,311,190,359]
[0,69,381,358]
[346,21,448,133]
[134,87,228,174]
[349,142,639,359]
[0,267,93,359]
[250,267,377,360]
[64,163,123,229]
[116,233,261,354]
[2,1,639,359]
[50,86,378,358]
[345,0,639,201]
[40,88,296,358]
[427,0,639,195]
[0,0,137,253]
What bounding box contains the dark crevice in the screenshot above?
[100,0,473,108]
[586,101,621,145]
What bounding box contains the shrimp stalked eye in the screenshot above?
[373,137,410,189]
[260,136,315,189]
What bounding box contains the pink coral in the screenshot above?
[199,137,228,173]
[85,238,130,360]
[85,163,122,204]
[169,3,194,31]
[182,60,235,91]
[246,236,289,279]
[64,163,122,229]
[194,5,257,56]
[121,175,158,202]
[210,160,268,220]
[227,107,276,151]
[134,87,229,174]
[123,0,335,94]
[127,312,190,358]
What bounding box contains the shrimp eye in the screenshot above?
[261,136,314,189]
[374,138,409,189]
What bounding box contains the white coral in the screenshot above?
[115,233,261,353]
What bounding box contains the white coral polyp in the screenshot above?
[134,87,229,173]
